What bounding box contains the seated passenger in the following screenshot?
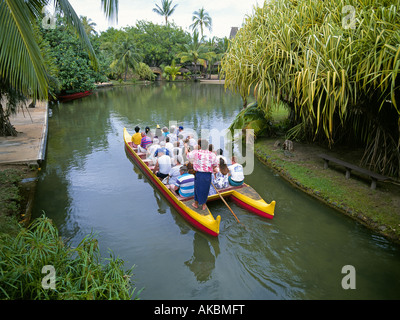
[147,138,160,162]
[228,156,244,186]
[215,148,228,166]
[167,126,177,143]
[138,132,152,152]
[153,150,172,180]
[145,126,154,140]
[131,126,142,146]
[162,127,170,138]
[164,157,183,187]
[165,137,174,155]
[154,141,170,157]
[155,124,163,141]
[209,158,230,195]
[171,166,195,198]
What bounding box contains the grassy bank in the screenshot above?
[254,137,400,244]
[0,166,140,300]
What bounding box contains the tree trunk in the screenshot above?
[0,101,18,137]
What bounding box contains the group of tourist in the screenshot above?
[131,124,244,211]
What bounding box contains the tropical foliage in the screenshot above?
[163,60,181,81]
[222,0,400,178]
[177,31,216,79]
[0,0,118,136]
[40,18,107,94]
[0,215,139,300]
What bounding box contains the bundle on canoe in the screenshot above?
[124,128,275,236]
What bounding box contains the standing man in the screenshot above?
[186,139,218,210]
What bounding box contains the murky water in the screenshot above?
[32,82,400,299]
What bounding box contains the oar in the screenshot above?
[211,182,243,226]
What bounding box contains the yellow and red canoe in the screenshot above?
[124,128,275,237]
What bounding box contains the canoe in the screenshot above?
[58,90,92,102]
[124,128,275,236]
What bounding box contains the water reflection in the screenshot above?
[185,233,220,283]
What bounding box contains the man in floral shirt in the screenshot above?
[186,139,218,210]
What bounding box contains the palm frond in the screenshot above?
[0,0,48,100]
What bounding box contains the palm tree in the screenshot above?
[163,60,181,81]
[111,37,142,81]
[152,0,178,25]
[177,31,215,80]
[0,0,118,136]
[80,16,98,37]
[190,7,212,40]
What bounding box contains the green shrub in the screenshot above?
[0,215,140,300]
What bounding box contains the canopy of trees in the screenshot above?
[222,0,400,178]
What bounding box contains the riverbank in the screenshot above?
[254,137,400,244]
[0,101,47,227]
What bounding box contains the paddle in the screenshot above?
[211,182,243,226]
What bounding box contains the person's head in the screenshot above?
[231,156,238,164]
[179,126,184,131]
[208,144,214,152]
[170,126,175,133]
[145,126,150,133]
[141,132,146,137]
[153,138,159,145]
[162,127,168,133]
[198,139,209,151]
[219,158,229,175]
[216,148,223,156]
[135,126,140,133]
[166,137,170,143]
[180,165,188,174]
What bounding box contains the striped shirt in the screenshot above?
[140,136,152,149]
[175,173,195,197]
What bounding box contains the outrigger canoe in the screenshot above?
[124,128,275,237]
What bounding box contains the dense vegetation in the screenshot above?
[0,215,139,300]
[222,0,400,178]
[0,0,226,136]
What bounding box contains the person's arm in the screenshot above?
[153,160,159,174]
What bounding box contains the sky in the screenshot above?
[65,0,262,38]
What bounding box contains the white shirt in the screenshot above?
[168,165,182,185]
[157,155,172,174]
[228,163,244,182]
[165,142,174,155]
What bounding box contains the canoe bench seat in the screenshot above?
[318,153,390,190]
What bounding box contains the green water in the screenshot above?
[32,82,400,299]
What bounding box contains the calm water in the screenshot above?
[32,82,400,300]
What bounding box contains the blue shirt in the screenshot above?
[175,173,195,197]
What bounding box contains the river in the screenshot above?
[32,82,400,299]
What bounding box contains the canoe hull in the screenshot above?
[123,127,275,236]
[58,91,92,102]
[124,128,220,236]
